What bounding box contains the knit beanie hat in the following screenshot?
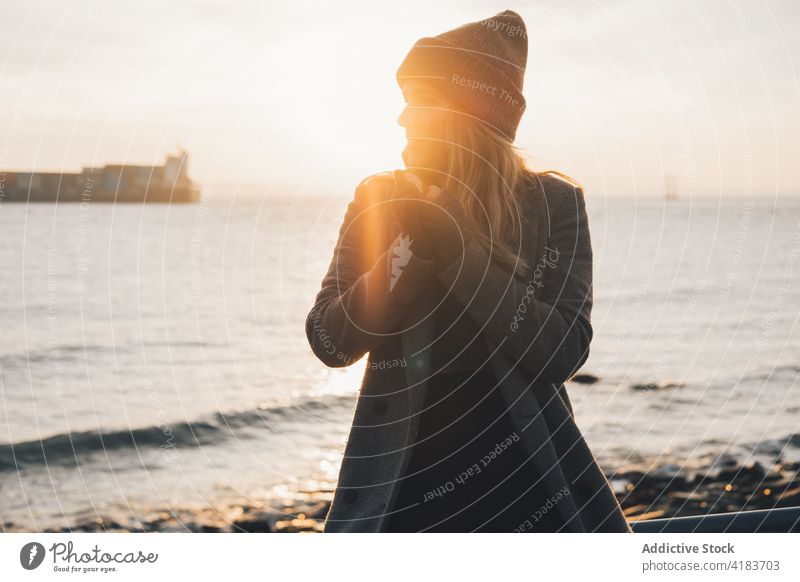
[396,9,528,142]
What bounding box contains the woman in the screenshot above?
[305,10,632,533]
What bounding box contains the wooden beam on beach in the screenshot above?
[630,507,800,533]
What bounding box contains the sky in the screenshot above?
[0,0,798,198]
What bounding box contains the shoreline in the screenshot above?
[4,456,799,533]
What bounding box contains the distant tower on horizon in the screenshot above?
[163,149,190,191]
[664,174,678,200]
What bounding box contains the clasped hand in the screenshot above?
[390,170,466,269]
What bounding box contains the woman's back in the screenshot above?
[386,279,566,532]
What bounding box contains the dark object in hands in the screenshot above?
[390,170,435,260]
[417,188,470,271]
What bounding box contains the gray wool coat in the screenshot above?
[305,170,632,533]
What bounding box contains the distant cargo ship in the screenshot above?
[0,150,199,203]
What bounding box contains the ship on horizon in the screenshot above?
[0,150,199,203]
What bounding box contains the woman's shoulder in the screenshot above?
[355,171,395,200]
[519,169,586,215]
[521,169,584,197]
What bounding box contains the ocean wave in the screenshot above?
[0,343,119,367]
[0,393,354,472]
[0,340,232,368]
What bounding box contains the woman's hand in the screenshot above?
[417,187,471,271]
[390,170,436,260]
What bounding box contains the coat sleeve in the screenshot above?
[436,186,594,384]
[305,176,439,368]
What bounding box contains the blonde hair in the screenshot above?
[434,111,582,280]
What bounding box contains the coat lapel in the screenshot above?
[400,295,435,453]
[489,189,585,532]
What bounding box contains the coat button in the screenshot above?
[342,489,357,503]
[372,399,388,415]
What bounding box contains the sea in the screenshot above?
[1,193,799,531]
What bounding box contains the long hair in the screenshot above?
[429,110,582,280]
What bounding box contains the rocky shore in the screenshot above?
[4,454,798,533]
[614,456,800,523]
